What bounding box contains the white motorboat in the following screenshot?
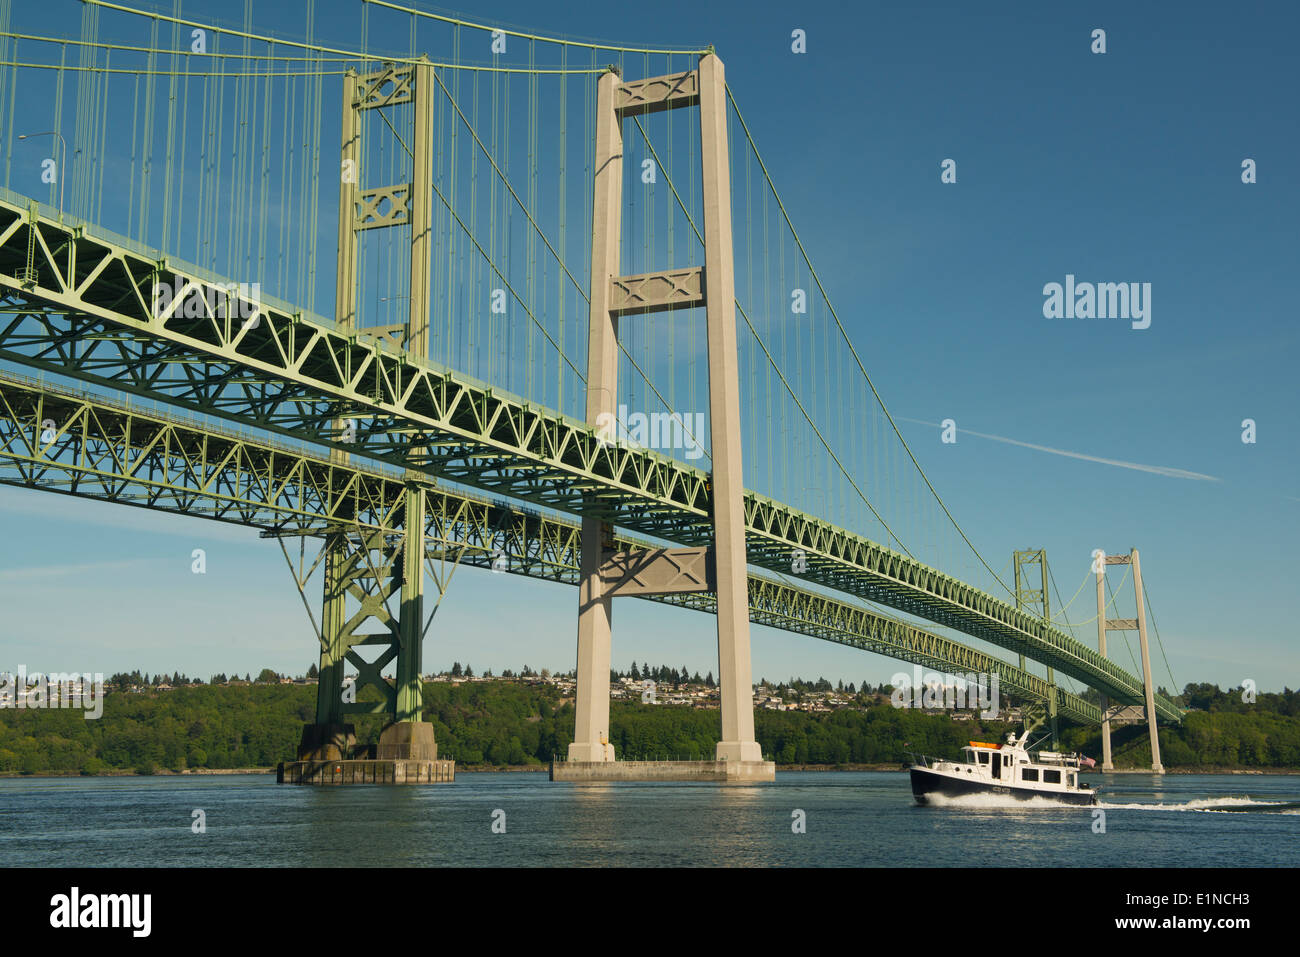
[908,731,1100,806]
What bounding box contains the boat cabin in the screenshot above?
[958,741,1081,791]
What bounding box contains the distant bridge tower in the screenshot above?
[565,51,771,781]
[1096,548,1164,774]
[1014,549,1058,748]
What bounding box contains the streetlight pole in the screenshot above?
[17,131,67,221]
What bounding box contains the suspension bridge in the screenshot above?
[0,0,1181,782]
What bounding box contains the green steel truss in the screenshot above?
[0,370,405,533]
[0,194,1180,722]
[1013,549,1058,745]
[304,515,426,725]
[0,369,1103,725]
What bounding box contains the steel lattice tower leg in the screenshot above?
[292,60,439,766]
[1014,549,1058,749]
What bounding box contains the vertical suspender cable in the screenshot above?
[0,6,8,188]
[96,49,110,224]
[175,30,190,262]
[256,44,271,293]
[308,22,324,313]
[2,37,17,189]
[527,38,537,402]
[128,72,140,246]
[140,23,156,244]
[557,41,567,414]
[664,52,673,423]
[52,43,65,212]
[160,8,178,251]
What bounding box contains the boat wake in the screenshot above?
[1098,796,1300,814]
[921,791,1093,810]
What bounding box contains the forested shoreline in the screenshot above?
[1,680,1297,775]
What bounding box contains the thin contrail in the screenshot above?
[898,417,1221,482]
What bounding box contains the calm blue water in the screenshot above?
[1,771,1297,867]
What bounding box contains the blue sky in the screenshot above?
[0,0,1296,695]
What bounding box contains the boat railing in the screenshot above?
[906,752,966,770]
[1031,751,1082,767]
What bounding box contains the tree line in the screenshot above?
[1,680,1297,774]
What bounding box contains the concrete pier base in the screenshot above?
[550,759,775,784]
[277,758,455,785]
[279,721,451,784]
[296,722,357,761]
[377,721,437,760]
[566,741,615,762]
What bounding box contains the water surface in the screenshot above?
[1,771,1296,867]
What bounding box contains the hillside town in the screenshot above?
[1,664,1025,721]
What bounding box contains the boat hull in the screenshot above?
[910,767,1097,806]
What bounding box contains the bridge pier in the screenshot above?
[570,517,616,762]
[278,59,452,784]
[564,54,772,783]
[275,496,452,784]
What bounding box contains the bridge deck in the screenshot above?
[0,193,1181,722]
[0,367,1105,726]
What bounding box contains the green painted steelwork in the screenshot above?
[0,194,1182,722]
[1015,549,1058,746]
[0,369,1101,724]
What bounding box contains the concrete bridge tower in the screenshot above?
[560,52,773,783]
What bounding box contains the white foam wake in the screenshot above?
[921,791,1091,810]
[1099,795,1290,812]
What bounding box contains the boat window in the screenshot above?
[1043,769,1061,784]
[1021,767,1038,782]
[1069,773,1076,787]
[977,751,989,764]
